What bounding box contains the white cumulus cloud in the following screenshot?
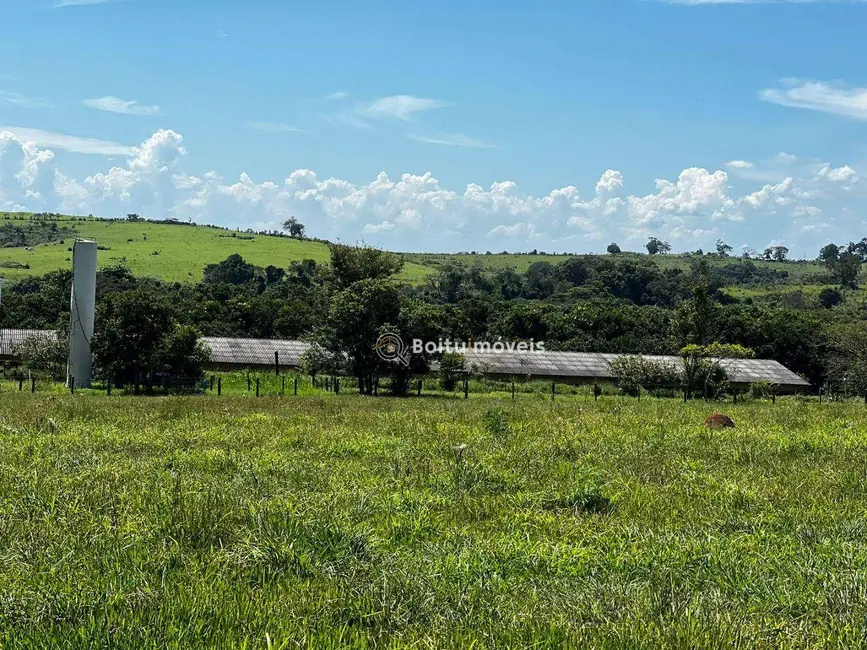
[1,128,864,256]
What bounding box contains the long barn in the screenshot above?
[0,329,810,391]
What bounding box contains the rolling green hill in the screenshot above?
[0,213,434,284]
[0,211,840,290]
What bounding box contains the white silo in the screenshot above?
[67,239,98,388]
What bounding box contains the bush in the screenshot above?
[609,355,680,395]
[439,352,465,391]
[13,334,68,379]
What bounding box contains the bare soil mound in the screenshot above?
[704,413,735,429]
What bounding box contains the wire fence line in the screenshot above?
[1,367,858,405]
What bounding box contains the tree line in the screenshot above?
[2,241,866,394]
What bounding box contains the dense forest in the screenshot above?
[2,240,866,393]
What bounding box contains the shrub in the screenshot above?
[439,352,465,391]
[610,355,680,395]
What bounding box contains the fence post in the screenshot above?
[70,376,75,395]
[594,383,599,402]
[256,378,260,397]
[247,374,251,392]
[417,379,422,397]
[637,386,641,402]
[374,378,379,396]
[294,376,298,396]
[18,379,22,391]
[551,382,555,401]
[281,375,286,395]
[464,379,468,400]
[31,377,35,393]
[772,386,776,405]
[335,378,340,395]
[864,390,866,405]
[511,381,515,400]
[683,388,688,403]
[107,379,112,396]
[217,377,222,396]
[210,375,215,391]
[275,351,280,376]
[733,390,737,404]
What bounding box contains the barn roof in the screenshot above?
[201,337,311,368]
[0,330,809,388]
[461,350,809,387]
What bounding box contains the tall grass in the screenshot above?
[1,393,866,647]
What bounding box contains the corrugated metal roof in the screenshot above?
[201,337,311,367]
[462,350,810,387]
[0,329,59,357]
[0,329,809,387]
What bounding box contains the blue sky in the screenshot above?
[1,0,866,256]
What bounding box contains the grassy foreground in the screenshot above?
[1,394,867,648]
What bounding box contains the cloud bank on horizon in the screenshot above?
[0,128,863,256]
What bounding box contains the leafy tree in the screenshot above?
[203,254,258,285]
[282,216,306,238]
[818,243,841,265]
[555,258,589,286]
[679,342,753,398]
[439,352,465,391]
[300,343,343,380]
[609,355,680,395]
[646,237,672,255]
[264,265,285,286]
[524,262,556,299]
[91,290,173,385]
[13,333,68,379]
[157,325,211,383]
[818,287,843,309]
[328,244,404,289]
[820,243,862,287]
[715,239,733,257]
[318,278,402,393]
[606,243,621,254]
[828,323,867,395]
[763,246,789,262]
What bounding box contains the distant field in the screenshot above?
[2,392,867,647]
[404,250,829,279]
[0,213,433,284]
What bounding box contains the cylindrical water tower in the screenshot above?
[67,239,97,388]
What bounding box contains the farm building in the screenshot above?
[0,329,810,391]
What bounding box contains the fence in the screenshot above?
[1,368,845,405]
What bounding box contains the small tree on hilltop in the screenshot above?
[763,245,789,262]
[646,237,672,255]
[282,216,306,239]
[820,242,864,288]
[715,239,733,257]
[606,242,621,254]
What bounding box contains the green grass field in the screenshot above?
[0,212,836,288]
[2,392,867,648]
[0,213,434,284]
